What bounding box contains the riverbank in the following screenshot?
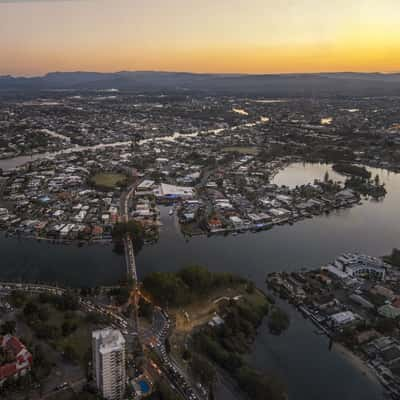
[265,251,400,399]
[2,232,113,246]
[1,162,398,400]
[333,342,381,386]
[177,160,391,242]
[142,265,279,399]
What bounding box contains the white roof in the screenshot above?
[137,180,155,189]
[323,264,349,279]
[158,183,194,197]
[93,328,125,355]
[331,311,356,324]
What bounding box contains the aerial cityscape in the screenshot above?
[1,1,400,400]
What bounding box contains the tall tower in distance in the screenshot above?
[92,328,126,400]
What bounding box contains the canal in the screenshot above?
[1,162,398,399]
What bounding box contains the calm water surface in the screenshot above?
[1,162,397,399]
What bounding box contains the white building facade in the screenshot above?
[92,328,126,400]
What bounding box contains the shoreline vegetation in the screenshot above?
[268,306,290,335]
[178,160,388,239]
[142,266,288,400]
[0,160,391,247]
[333,163,387,198]
[111,220,145,253]
[0,160,390,248]
[332,163,372,179]
[142,265,247,308]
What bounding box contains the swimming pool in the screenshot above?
[138,380,150,394]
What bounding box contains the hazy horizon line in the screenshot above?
[2,69,400,79]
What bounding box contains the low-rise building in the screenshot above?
[330,311,357,327]
[0,335,33,386]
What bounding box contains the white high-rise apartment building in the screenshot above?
[92,328,126,400]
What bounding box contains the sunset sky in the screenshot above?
[1,0,399,76]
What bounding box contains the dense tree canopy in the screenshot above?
[333,163,371,179]
[112,220,144,253]
[142,265,244,307]
[268,307,290,335]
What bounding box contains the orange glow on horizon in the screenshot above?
[3,41,399,77]
[0,0,399,76]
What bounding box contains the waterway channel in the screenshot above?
[1,162,398,399]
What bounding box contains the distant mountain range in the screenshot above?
[1,71,400,97]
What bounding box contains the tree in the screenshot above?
[109,287,130,306]
[38,306,50,321]
[31,344,51,381]
[23,301,39,317]
[75,391,103,400]
[59,291,79,311]
[268,307,290,335]
[178,265,213,294]
[62,319,77,336]
[35,323,60,340]
[112,221,145,253]
[0,320,16,335]
[63,344,79,362]
[152,380,180,400]
[9,290,27,308]
[190,353,216,387]
[182,348,191,361]
[142,272,190,307]
[235,366,286,400]
[246,281,256,294]
[333,163,371,179]
[138,297,154,321]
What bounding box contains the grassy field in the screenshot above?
[171,285,267,333]
[91,172,127,189]
[222,146,259,155]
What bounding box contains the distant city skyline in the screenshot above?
[1,0,399,76]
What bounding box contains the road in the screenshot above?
[119,181,138,283]
[119,181,140,335]
[0,285,204,399]
[118,181,206,400]
[0,178,205,400]
[0,282,129,331]
[0,281,129,398]
[145,308,206,400]
[123,235,137,282]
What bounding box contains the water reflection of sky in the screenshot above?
[0,162,395,400]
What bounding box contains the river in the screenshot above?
[1,162,397,399]
[0,121,263,172]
